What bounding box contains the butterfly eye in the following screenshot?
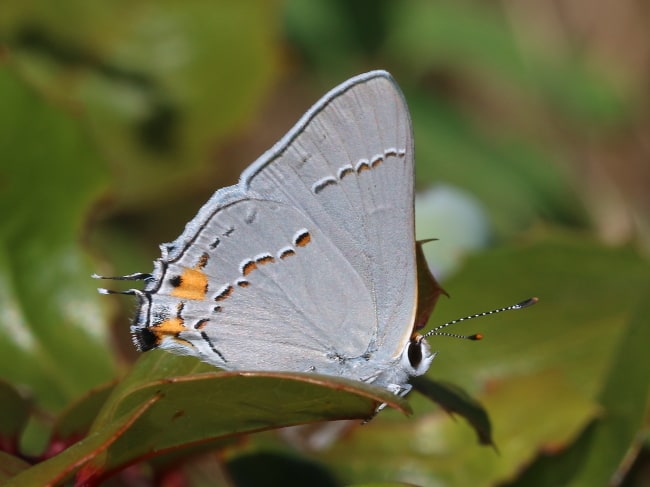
[401,337,436,377]
[407,340,423,368]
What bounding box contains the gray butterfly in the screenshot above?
[98,71,433,398]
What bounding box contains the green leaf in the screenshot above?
[3,1,282,209]
[0,380,31,456]
[0,66,115,414]
[226,450,342,487]
[3,391,158,487]
[84,368,405,482]
[409,92,582,236]
[7,352,409,485]
[43,381,116,459]
[348,484,423,487]
[387,1,627,126]
[502,293,650,486]
[0,451,31,481]
[567,295,650,485]
[411,376,493,447]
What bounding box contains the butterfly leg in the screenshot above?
[363,383,413,423]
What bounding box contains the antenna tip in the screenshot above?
[470,333,484,341]
[516,297,539,309]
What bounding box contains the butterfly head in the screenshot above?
[400,335,436,377]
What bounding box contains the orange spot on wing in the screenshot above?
[171,268,208,300]
[152,317,187,342]
[295,232,311,247]
[242,260,257,276]
[280,249,296,259]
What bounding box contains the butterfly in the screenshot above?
[95,70,536,400]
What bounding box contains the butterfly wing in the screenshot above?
[243,72,416,361]
[132,71,416,378]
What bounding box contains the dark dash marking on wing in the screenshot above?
[194,319,209,330]
[201,332,227,362]
[245,209,257,224]
[313,176,337,194]
[338,165,354,179]
[356,161,371,172]
[197,252,210,269]
[279,248,296,260]
[214,285,233,302]
[256,254,275,265]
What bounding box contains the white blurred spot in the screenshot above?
[415,184,491,280]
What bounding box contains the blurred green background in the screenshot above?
[0,0,648,486]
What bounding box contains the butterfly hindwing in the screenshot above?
[148,199,376,373]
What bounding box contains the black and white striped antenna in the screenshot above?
[422,297,538,341]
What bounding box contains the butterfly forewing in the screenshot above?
[243,73,416,359]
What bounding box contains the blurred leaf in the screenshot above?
[2,0,282,208]
[431,234,650,390]
[145,435,241,482]
[387,0,628,127]
[376,0,634,237]
[424,234,649,485]
[283,0,360,74]
[227,450,340,487]
[566,294,650,486]
[283,0,392,79]
[0,380,31,456]
[3,391,158,487]
[412,376,493,447]
[0,451,30,481]
[502,294,650,487]
[409,91,582,236]
[42,381,116,459]
[0,66,115,414]
[348,484,422,487]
